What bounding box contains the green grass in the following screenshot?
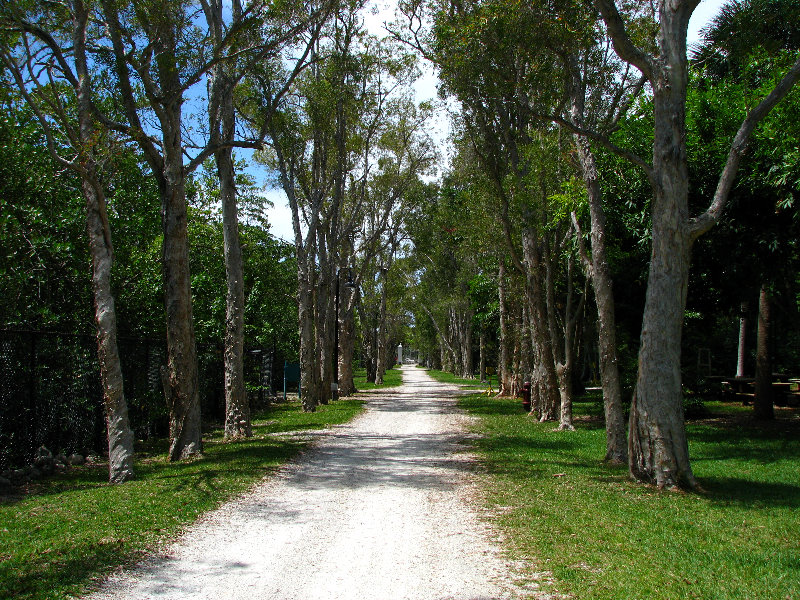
[424,368,485,388]
[353,364,403,390]
[0,398,364,600]
[459,393,800,600]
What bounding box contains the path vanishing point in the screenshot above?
[85,365,534,600]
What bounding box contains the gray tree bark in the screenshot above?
[74,2,135,481]
[522,229,560,421]
[595,0,800,490]
[376,267,389,385]
[570,135,627,461]
[736,301,749,378]
[497,261,513,395]
[101,2,202,460]
[338,285,358,396]
[754,285,774,419]
[206,0,251,439]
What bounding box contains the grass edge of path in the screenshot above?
[457,391,800,600]
[0,397,366,600]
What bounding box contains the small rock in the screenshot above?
[0,476,11,489]
[55,454,68,465]
[39,462,54,475]
[67,454,85,466]
[10,469,26,481]
[36,446,53,459]
[28,467,41,480]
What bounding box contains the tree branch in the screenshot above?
[546,112,654,185]
[592,0,655,83]
[689,55,800,241]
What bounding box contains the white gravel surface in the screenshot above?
[84,366,533,600]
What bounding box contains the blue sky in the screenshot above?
[263,0,728,241]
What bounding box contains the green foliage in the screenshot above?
[460,393,800,599]
[684,0,800,376]
[0,399,364,600]
[0,108,92,330]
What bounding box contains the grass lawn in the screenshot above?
[0,398,364,600]
[459,392,800,599]
[424,368,486,389]
[353,364,403,390]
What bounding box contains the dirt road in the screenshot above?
[85,365,527,600]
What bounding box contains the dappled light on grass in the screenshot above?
[0,398,363,600]
[460,393,800,600]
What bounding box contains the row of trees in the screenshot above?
[394,0,800,489]
[0,0,435,482]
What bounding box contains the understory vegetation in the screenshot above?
[0,399,364,600]
[459,391,800,599]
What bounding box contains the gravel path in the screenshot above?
[85,366,529,600]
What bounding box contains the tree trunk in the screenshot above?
[754,285,774,419]
[207,0,251,440]
[479,328,486,382]
[376,269,389,385]
[100,1,201,460]
[162,112,202,462]
[338,286,358,396]
[498,261,512,395]
[85,178,135,482]
[298,273,318,412]
[73,3,134,483]
[316,268,333,405]
[219,149,250,437]
[462,312,473,378]
[573,135,627,462]
[628,53,696,488]
[522,230,560,421]
[736,301,749,378]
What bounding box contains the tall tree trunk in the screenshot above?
[556,255,580,432]
[219,141,250,438]
[567,52,627,461]
[522,229,560,421]
[628,51,696,488]
[577,0,798,488]
[316,267,333,405]
[338,286,358,396]
[298,274,318,412]
[208,0,250,440]
[162,112,202,461]
[73,2,134,483]
[84,178,135,483]
[736,301,749,378]
[573,136,627,462]
[479,328,486,383]
[498,261,512,395]
[462,313,473,378]
[100,0,201,461]
[376,268,389,385]
[754,285,774,419]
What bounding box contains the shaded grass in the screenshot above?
[459,393,800,600]
[353,364,403,390]
[0,398,364,600]
[424,368,485,389]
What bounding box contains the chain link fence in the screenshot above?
[0,329,279,470]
